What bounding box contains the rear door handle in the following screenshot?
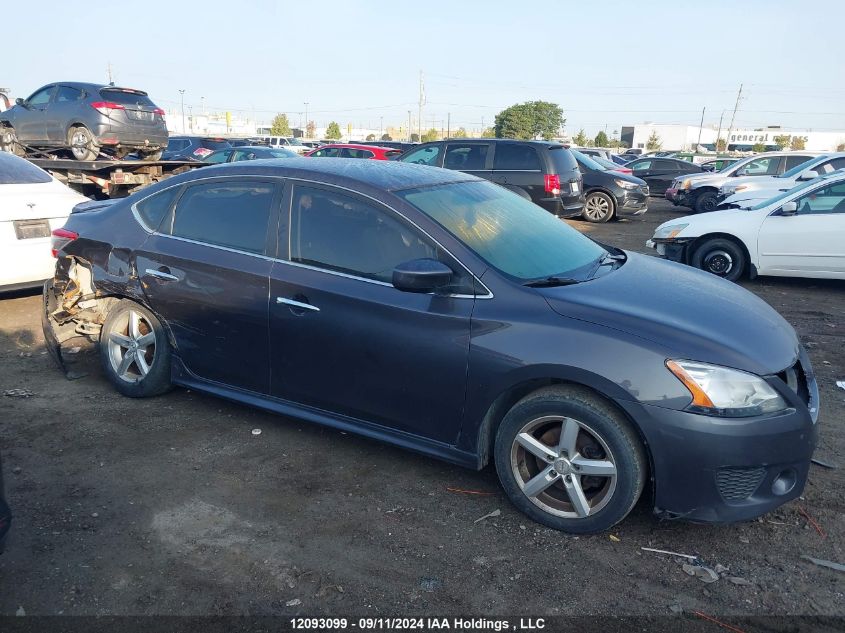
[145,268,179,282]
[276,297,319,312]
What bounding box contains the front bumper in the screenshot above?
[617,188,649,216]
[618,363,818,522]
[539,191,586,218]
[646,237,692,263]
[665,187,680,204]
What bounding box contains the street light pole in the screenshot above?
[178,89,186,134]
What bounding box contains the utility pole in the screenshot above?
[380,116,383,139]
[408,110,412,141]
[418,70,424,141]
[725,83,743,153]
[201,96,205,115]
[481,116,484,137]
[696,106,706,150]
[715,110,725,154]
[447,112,450,138]
[178,89,186,134]
[304,102,309,137]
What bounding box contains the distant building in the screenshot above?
[621,124,845,152]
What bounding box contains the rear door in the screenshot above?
[45,85,87,143]
[758,180,845,277]
[491,143,544,199]
[137,177,282,393]
[647,159,687,194]
[443,142,493,180]
[267,182,475,442]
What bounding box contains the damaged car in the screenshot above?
[43,159,819,533]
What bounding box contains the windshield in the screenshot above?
[397,180,607,281]
[777,156,820,179]
[750,177,821,210]
[571,150,607,171]
[270,149,298,158]
[592,156,621,170]
[99,88,155,107]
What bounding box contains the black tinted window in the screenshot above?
[652,159,678,170]
[548,147,579,174]
[0,152,52,184]
[784,155,813,170]
[494,144,541,171]
[400,144,442,166]
[168,181,274,254]
[291,186,440,283]
[56,86,84,102]
[166,139,190,151]
[135,186,181,231]
[340,148,374,159]
[99,89,155,107]
[444,144,489,170]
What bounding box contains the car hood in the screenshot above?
[723,188,787,207]
[540,252,799,376]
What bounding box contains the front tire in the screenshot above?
[582,191,615,223]
[68,125,100,161]
[139,149,163,161]
[99,300,172,397]
[694,191,718,213]
[0,126,25,156]
[690,237,746,282]
[494,386,647,534]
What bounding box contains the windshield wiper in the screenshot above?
[522,276,581,288]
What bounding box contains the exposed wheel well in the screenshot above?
[687,232,752,271]
[476,379,654,490]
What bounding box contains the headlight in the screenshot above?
[682,179,692,190]
[615,179,639,190]
[666,360,788,417]
[734,185,749,192]
[653,223,688,240]
[721,187,736,196]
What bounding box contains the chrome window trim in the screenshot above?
[130,173,493,299]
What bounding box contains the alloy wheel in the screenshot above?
[106,309,156,383]
[70,128,94,160]
[584,195,610,221]
[510,415,617,518]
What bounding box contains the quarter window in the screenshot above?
[493,144,541,171]
[166,181,275,254]
[290,185,469,290]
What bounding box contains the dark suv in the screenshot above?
[398,139,584,217]
[161,136,233,161]
[0,82,168,161]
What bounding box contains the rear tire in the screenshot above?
[582,191,615,223]
[139,149,163,161]
[0,126,25,156]
[99,300,172,398]
[494,385,647,534]
[68,125,99,161]
[690,237,746,282]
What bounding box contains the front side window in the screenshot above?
[290,185,456,286]
[398,180,606,281]
[27,86,55,106]
[340,148,374,159]
[204,150,233,164]
[494,144,541,171]
[166,180,275,254]
[400,144,442,166]
[794,182,845,215]
[444,144,489,170]
[742,156,780,176]
[630,159,652,171]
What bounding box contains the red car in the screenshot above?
[305,143,402,160]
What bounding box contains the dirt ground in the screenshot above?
[0,198,842,618]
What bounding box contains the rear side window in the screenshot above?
[135,186,181,231]
[340,148,374,159]
[0,152,52,184]
[493,144,541,171]
[166,181,275,254]
[166,139,190,152]
[56,86,84,102]
[99,89,155,107]
[311,147,340,157]
[444,144,489,170]
[400,145,442,166]
[818,157,845,174]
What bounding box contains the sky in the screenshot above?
[4,0,844,137]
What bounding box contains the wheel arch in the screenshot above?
[687,231,753,270]
[585,186,619,208]
[473,372,655,490]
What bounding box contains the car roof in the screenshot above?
[173,157,477,192]
[422,138,565,148]
[50,81,149,94]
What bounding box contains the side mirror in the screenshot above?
[733,168,747,177]
[797,170,819,181]
[392,258,453,293]
[15,97,25,107]
[778,201,798,216]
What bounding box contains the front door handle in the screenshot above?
[145,268,179,282]
[276,297,320,312]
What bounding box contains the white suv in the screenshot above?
[647,170,845,281]
[260,136,309,154]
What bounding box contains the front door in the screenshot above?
[491,143,544,199]
[16,85,55,143]
[444,142,493,180]
[758,180,845,276]
[268,182,475,443]
[137,177,282,393]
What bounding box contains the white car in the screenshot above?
[647,170,845,281]
[719,152,845,199]
[0,152,88,291]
